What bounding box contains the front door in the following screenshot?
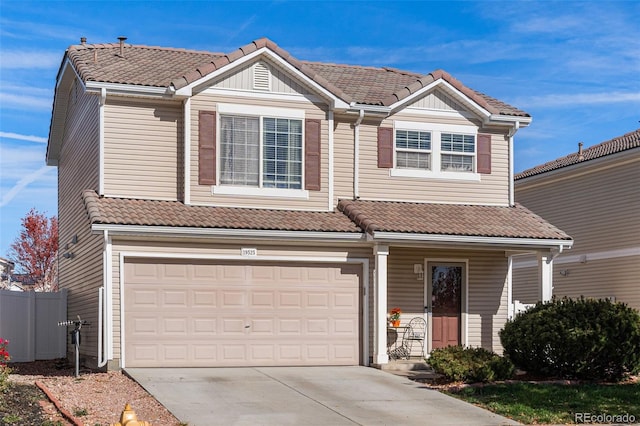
[427,263,463,349]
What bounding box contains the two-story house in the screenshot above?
[46,37,571,370]
[513,129,640,310]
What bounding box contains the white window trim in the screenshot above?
[390,121,480,181]
[215,104,307,195]
[212,185,309,199]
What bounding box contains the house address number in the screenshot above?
[241,247,258,257]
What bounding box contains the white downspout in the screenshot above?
[99,87,106,196]
[97,229,110,367]
[508,121,520,206]
[328,111,334,210]
[183,98,191,205]
[353,109,365,199]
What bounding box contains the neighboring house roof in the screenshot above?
[81,190,360,233]
[516,128,640,180]
[63,37,529,116]
[337,199,571,241]
[81,190,570,241]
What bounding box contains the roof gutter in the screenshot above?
[370,231,573,250]
[85,81,174,98]
[90,224,366,242]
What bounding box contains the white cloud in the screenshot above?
[0,50,60,69]
[521,92,640,108]
[0,132,47,143]
[0,165,52,207]
[0,91,52,111]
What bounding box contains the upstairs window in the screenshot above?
[385,121,485,180]
[440,133,475,172]
[219,114,303,189]
[395,130,432,170]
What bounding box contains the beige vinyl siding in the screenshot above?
[213,59,313,95]
[356,114,510,205]
[550,257,639,310]
[512,264,539,304]
[103,98,182,200]
[333,119,355,202]
[387,247,508,353]
[189,93,331,210]
[57,82,104,363]
[406,89,465,111]
[515,153,640,310]
[109,239,372,365]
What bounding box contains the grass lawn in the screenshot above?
[446,382,640,424]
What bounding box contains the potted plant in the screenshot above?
[389,307,402,327]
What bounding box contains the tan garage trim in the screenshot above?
[121,256,367,368]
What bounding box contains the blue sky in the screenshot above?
[1,0,639,255]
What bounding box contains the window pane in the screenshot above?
[441,133,475,153]
[263,118,302,189]
[441,154,473,172]
[220,115,260,185]
[395,130,431,150]
[397,152,431,170]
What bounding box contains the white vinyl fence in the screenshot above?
[0,289,67,362]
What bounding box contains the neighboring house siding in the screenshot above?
[515,150,640,310]
[189,93,331,210]
[103,98,182,200]
[356,114,509,205]
[387,247,508,353]
[58,83,103,360]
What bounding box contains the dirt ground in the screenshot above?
[1,359,181,426]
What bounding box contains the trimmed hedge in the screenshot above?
[500,297,640,381]
[428,345,514,383]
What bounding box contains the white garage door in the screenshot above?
[123,259,362,367]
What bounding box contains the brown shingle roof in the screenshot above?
[64,37,528,117]
[337,199,571,240]
[515,128,640,179]
[82,190,361,233]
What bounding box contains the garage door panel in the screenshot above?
[125,261,361,367]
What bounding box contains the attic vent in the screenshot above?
[253,62,271,91]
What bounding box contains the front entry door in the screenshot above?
[428,263,463,349]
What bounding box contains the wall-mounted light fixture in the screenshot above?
[559,269,569,277]
[413,264,424,281]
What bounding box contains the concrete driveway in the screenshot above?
[126,366,519,426]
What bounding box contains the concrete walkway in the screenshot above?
[127,366,519,426]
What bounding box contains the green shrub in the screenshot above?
[500,297,640,381]
[428,345,514,383]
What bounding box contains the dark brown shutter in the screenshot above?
[198,111,216,185]
[305,119,321,191]
[477,133,492,174]
[377,127,394,168]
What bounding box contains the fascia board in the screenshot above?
[91,224,366,242]
[47,60,79,166]
[488,114,532,127]
[85,81,172,97]
[174,48,350,109]
[372,231,573,250]
[389,79,492,119]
